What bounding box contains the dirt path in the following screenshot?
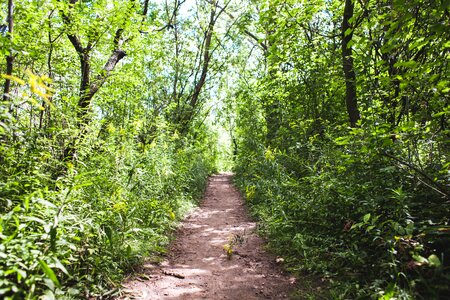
[119,173,296,299]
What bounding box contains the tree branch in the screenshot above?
[382,152,450,198]
[79,49,127,109]
[203,0,267,52]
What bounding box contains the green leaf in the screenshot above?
[335,136,350,145]
[347,40,355,49]
[437,80,448,92]
[36,198,57,209]
[38,260,61,288]
[23,216,46,225]
[0,287,11,295]
[344,28,353,37]
[363,213,371,223]
[412,254,428,264]
[52,258,69,276]
[428,254,441,267]
[409,38,428,51]
[366,225,375,232]
[41,289,55,300]
[394,60,418,68]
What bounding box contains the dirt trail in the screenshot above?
[119,173,296,299]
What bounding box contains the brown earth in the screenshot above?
[118,173,297,299]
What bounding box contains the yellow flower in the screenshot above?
[265,148,275,161]
[245,185,256,201]
[223,244,232,259]
[113,201,127,213]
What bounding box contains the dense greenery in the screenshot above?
[1,0,449,299]
[0,0,219,298]
[231,0,449,298]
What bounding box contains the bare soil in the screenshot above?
[118,173,297,299]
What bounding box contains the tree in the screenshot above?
[57,0,129,127]
[341,0,360,127]
[2,0,13,104]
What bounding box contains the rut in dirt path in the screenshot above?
[119,173,296,299]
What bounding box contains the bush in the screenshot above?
[0,118,215,299]
[233,123,449,299]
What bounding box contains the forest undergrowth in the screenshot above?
[0,112,216,299]
[1,0,449,299]
[229,1,449,298]
[234,127,449,299]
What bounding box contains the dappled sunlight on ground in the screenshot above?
[119,174,294,299]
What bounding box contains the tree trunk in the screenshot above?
[39,11,57,131]
[77,49,126,125]
[264,3,280,147]
[3,0,14,103]
[342,0,360,127]
[175,2,218,134]
[57,0,127,162]
[58,0,127,127]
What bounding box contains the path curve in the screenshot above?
[119,173,295,299]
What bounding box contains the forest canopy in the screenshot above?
[0,0,449,299]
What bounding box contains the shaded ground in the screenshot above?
[118,173,297,299]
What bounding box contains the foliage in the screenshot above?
[0,106,215,298]
[1,0,449,298]
[0,0,218,298]
[230,0,449,298]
